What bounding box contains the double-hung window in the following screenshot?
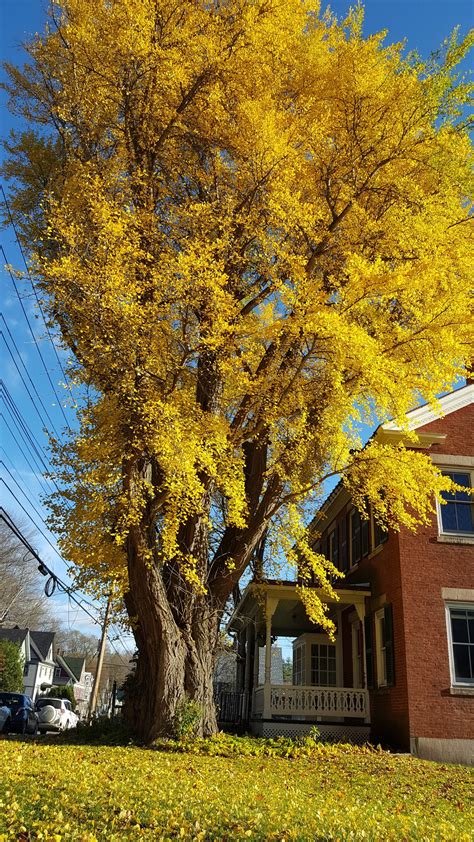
[439,471,474,535]
[374,604,395,688]
[350,509,361,567]
[293,643,306,685]
[310,643,337,686]
[446,604,474,686]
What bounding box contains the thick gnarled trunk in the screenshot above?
[123,529,219,742]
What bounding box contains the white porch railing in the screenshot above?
[253,685,369,719]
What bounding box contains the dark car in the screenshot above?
[0,692,39,735]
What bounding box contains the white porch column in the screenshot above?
[263,595,278,719]
[355,599,370,723]
[244,623,254,692]
[253,624,260,687]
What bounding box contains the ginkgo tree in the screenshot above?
[2,0,472,741]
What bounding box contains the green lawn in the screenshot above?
[0,738,472,840]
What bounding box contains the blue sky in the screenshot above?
[0,1,472,639]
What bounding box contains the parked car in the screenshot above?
[35,697,79,732]
[0,692,39,735]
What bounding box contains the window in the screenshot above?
[373,519,388,548]
[310,643,336,686]
[351,621,363,688]
[328,527,339,570]
[361,516,370,557]
[440,471,474,535]
[350,509,361,567]
[446,605,474,686]
[375,609,387,686]
[340,514,349,572]
[375,604,395,688]
[293,643,306,685]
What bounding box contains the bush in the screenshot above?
[0,640,24,692]
[152,730,365,760]
[57,715,133,745]
[44,684,77,710]
[172,695,202,740]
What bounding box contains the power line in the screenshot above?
[1,324,62,439]
[0,183,75,404]
[1,381,52,475]
[0,381,69,500]
[0,460,48,523]
[0,427,52,497]
[1,509,131,656]
[0,242,71,430]
[0,477,72,570]
[0,509,101,629]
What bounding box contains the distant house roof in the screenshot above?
[63,656,85,682]
[0,628,28,646]
[29,631,55,661]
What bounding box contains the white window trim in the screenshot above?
[445,601,474,688]
[436,466,474,540]
[375,608,387,688]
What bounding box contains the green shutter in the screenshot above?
[384,603,395,687]
[364,615,374,689]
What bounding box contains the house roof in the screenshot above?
[309,383,473,535]
[29,631,55,661]
[0,628,28,646]
[62,656,85,682]
[382,383,473,432]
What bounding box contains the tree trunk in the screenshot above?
[123,530,219,742]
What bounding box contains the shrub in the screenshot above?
[0,640,24,692]
[172,696,203,740]
[44,684,77,710]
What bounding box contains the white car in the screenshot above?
[0,704,11,733]
[35,697,79,733]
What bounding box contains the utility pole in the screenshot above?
[88,594,112,721]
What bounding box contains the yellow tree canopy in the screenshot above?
[3,1,473,628]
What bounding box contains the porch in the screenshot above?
[225,581,371,741]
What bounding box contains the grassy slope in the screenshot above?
[0,740,472,840]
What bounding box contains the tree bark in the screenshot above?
[123,527,219,742]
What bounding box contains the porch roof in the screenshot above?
[227,580,371,633]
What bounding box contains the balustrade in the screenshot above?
[251,685,369,719]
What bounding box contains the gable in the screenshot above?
[30,631,55,662]
[382,384,473,433]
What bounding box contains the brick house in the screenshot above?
[228,383,473,764]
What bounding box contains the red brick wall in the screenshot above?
[416,401,474,456]
[344,535,411,749]
[398,400,473,743]
[326,398,474,748]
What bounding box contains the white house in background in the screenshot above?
[54,653,93,717]
[0,627,56,700]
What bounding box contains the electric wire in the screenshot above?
[0,509,101,628]
[1,509,133,657]
[1,184,75,405]
[0,460,48,523]
[1,381,53,475]
[1,326,62,439]
[0,242,71,429]
[0,479,65,569]
[0,424,52,497]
